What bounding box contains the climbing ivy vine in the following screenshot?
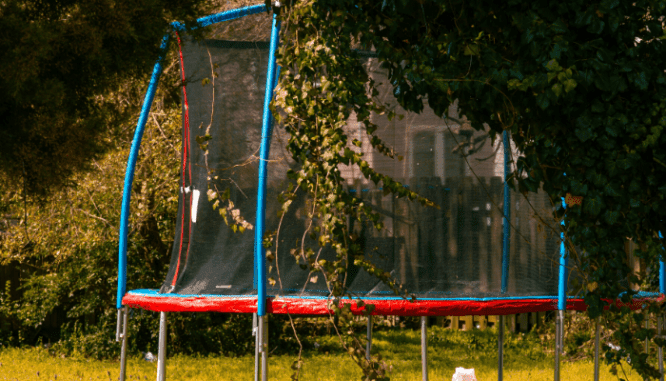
[272,0,666,379]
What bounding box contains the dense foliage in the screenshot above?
[273,0,666,378]
[0,78,176,356]
[0,0,208,195]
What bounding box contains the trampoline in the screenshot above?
[115,4,665,381]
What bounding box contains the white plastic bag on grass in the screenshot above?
[452,367,477,381]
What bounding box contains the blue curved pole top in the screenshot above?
[117,34,169,309]
[117,3,271,310]
[171,4,268,32]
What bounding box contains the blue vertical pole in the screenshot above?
[558,198,568,310]
[117,34,169,309]
[501,131,511,293]
[255,13,281,317]
[659,232,666,294]
[555,197,568,381]
[498,131,511,381]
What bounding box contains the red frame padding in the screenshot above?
[122,292,663,316]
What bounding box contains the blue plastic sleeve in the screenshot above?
[171,4,269,31]
[558,198,568,310]
[659,232,666,294]
[255,13,281,317]
[126,288,662,301]
[501,131,511,293]
[117,34,169,309]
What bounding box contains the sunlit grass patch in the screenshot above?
[0,327,647,380]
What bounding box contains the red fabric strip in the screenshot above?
[171,32,193,287]
[122,293,662,316]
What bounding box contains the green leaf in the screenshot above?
[507,78,521,90]
[629,72,649,90]
[571,179,589,195]
[536,93,550,110]
[587,18,605,34]
[563,79,577,93]
[519,75,535,91]
[601,123,618,140]
[464,43,479,56]
[604,210,620,225]
[601,0,619,10]
[575,10,594,26]
[584,194,604,216]
[551,20,568,34]
[575,117,595,142]
[545,59,562,72]
[552,83,563,98]
[604,183,621,197]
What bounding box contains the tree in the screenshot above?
[274,0,666,378]
[0,0,209,195]
[0,77,179,353]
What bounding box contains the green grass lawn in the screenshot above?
[0,327,646,380]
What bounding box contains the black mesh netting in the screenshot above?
[160,16,565,299]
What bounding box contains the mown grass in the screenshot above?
[0,326,645,380]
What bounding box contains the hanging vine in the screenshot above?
[270,0,666,379]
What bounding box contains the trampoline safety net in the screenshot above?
[159,14,564,302]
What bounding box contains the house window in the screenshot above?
[412,131,435,178]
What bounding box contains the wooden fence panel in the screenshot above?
[436,312,548,332]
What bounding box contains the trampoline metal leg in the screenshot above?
[156,312,167,381]
[657,315,666,381]
[498,315,504,381]
[254,313,259,381]
[594,317,600,381]
[257,315,268,381]
[366,316,372,361]
[119,307,129,381]
[116,308,123,342]
[421,316,428,381]
[554,310,564,381]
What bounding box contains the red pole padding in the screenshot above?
[122,292,664,316]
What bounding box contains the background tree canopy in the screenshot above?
[0,0,208,195]
[276,0,666,298]
[274,0,666,377]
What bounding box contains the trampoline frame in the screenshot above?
[115,3,666,381]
